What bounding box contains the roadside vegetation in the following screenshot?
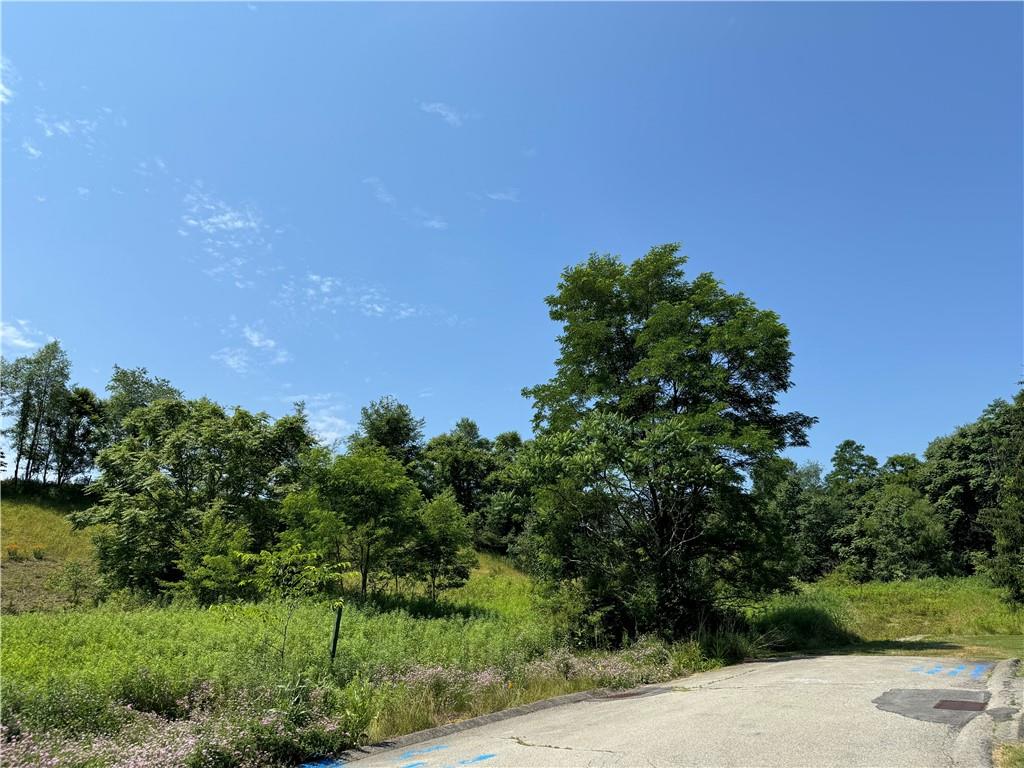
[2,244,1022,766]
[755,576,1023,657]
[997,743,1024,768]
[2,551,744,767]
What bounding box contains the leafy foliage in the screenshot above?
[103,365,182,445]
[282,447,422,595]
[414,491,477,600]
[518,244,814,639]
[768,391,1023,597]
[73,398,314,595]
[347,396,424,466]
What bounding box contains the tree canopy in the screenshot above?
[518,244,815,637]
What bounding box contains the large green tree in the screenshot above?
[519,243,814,638]
[976,390,1024,601]
[414,491,477,600]
[480,431,532,551]
[47,385,105,486]
[920,396,1021,572]
[74,398,314,594]
[754,459,836,581]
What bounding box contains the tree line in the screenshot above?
[2,243,1021,638]
[759,396,1023,600]
[1,345,180,485]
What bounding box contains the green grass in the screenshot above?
[756,576,1024,659]
[1,495,94,563]
[997,744,1024,768]
[3,586,561,703]
[808,576,1024,637]
[1,491,98,612]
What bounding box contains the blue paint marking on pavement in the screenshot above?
[970,664,991,680]
[301,761,346,768]
[401,746,449,759]
[399,762,427,768]
[457,755,497,765]
[909,665,923,672]
[924,664,944,675]
[947,664,966,677]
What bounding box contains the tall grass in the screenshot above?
[753,575,1024,653]
[803,575,1023,639]
[2,560,565,730]
[1,554,738,767]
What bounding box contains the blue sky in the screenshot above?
[2,2,1021,467]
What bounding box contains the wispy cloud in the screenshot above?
[421,216,448,230]
[76,186,91,199]
[31,108,107,154]
[1,57,18,105]
[363,176,396,205]
[521,147,538,158]
[135,156,169,178]
[213,318,291,373]
[485,188,519,203]
[35,113,99,139]
[180,182,272,288]
[22,140,42,159]
[211,347,250,374]
[1,320,52,352]
[364,178,451,232]
[242,324,290,364]
[278,273,455,324]
[413,207,448,230]
[418,101,477,128]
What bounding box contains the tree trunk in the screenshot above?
[24,415,43,480]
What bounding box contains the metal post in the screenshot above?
[330,603,343,663]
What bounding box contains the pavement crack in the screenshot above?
[699,667,764,689]
[505,736,618,755]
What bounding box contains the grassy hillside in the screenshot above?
[1,489,97,612]
[756,576,1024,659]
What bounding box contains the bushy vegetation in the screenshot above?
[1,555,742,767]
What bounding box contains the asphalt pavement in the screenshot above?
[330,654,1022,768]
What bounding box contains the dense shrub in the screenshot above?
[752,592,857,650]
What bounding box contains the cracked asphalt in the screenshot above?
[341,654,1022,768]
